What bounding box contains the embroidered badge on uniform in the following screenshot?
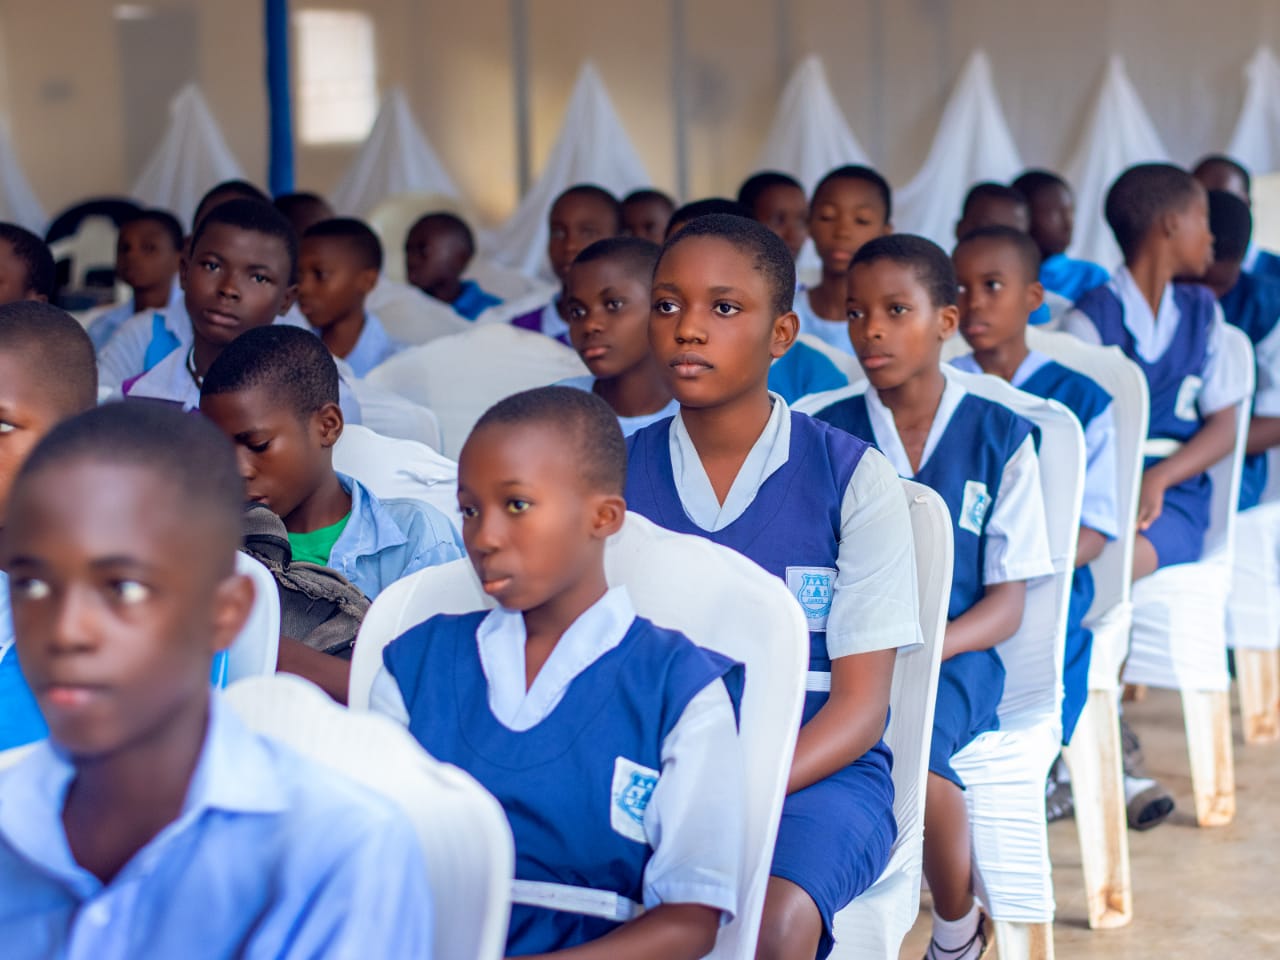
[786,566,837,631]
[611,756,660,843]
[1175,375,1203,422]
[959,480,992,536]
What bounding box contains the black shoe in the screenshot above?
[923,911,992,960]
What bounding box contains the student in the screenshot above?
[404,211,502,320]
[273,190,335,238]
[372,386,745,958]
[0,402,434,957]
[1011,169,1110,304]
[738,171,810,261]
[802,234,1052,960]
[627,215,918,960]
[509,184,622,343]
[663,198,753,240]
[951,226,1119,817]
[954,182,1030,241]
[88,209,185,350]
[560,237,678,435]
[0,223,55,306]
[1200,189,1280,512]
[299,218,402,377]
[796,165,893,354]
[1194,154,1280,284]
[0,302,98,751]
[622,188,676,245]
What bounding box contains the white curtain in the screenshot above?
[1064,57,1169,269]
[1228,47,1280,177]
[484,62,650,279]
[0,116,44,231]
[131,85,245,230]
[894,51,1023,247]
[330,87,461,218]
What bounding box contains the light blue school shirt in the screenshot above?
[556,376,680,436]
[1030,253,1111,325]
[0,696,435,960]
[87,277,184,352]
[329,473,464,600]
[330,312,403,378]
[451,279,503,321]
[0,571,47,750]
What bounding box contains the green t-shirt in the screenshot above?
[288,513,351,568]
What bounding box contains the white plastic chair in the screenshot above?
[795,333,866,387]
[364,324,589,458]
[223,673,514,960]
[365,191,468,283]
[48,215,117,289]
[222,552,282,684]
[467,257,557,302]
[947,368,1085,960]
[349,376,444,450]
[472,287,557,328]
[348,511,808,960]
[1122,324,1255,827]
[366,275,473,346]
[1027,326,1147,929]
[829,481,952,959]
[333,423,459,523]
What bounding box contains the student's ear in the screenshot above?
[1025,279,1045,314]
[356,266,379,296]
[209,571,255,655]
[278,282,300,317]
[590,492,627,540]
[937,304,960,340]
[770,310,800,359]
[314,401,344,448]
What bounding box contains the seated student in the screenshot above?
[404,211,502,320]
[509,184,623,343]
[803,234,1052,960]
[560,237,678,434]
[738,171,810,261]
[1200,189,1280,512]
[951,226,1119,818]
[0,223,55,305]
[299,218,402,377]
[273,190,335,238]
[621,188,676,245]
[1011,169,1110,311]
[0,302,97,751]
[98,179,272,390]
[796,165,893,354]
[0,402,434,957]
[1194,153,1280,282]
[627,215,918,960]
[88,209,185,351]
[954,182,1030,240]
[372,386,745,958]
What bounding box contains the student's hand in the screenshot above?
[1136,472,1168,531]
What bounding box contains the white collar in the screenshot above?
[951,348,1051,389]
[1108,265,1181,362]
[864,366,969,477]
[126,347,199,410]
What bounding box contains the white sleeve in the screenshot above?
[1060,308,1103,346]
[1252,320,1280,418]
[826,450,921,657]
[642,680,743,921]
[96,310,154,390]
[368,666,411,726]
[1080,402,1120,539]
[1198,302,1253,415]
[983,435,1054,585]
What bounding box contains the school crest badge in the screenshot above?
[611,757,660,843]
[959,480,992,536]
[786,566,837,631]
[1175,375,1203,422]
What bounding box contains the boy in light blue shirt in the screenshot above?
[87,209,184,351]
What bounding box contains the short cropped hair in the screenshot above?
[0,224,56,300]
[0,301,97,413]
[302,217,384,272]
[1194,154,1251,197]
[471,386,626,496]
[663,213,795,317]
[953,225,1042,282]
[572,236,661,280]
[553,184,623,232]
[121,208,184,251]
[409,212,475,258]
[623,188,676,211]
[737,171,805,215]
[191,198,299,284]
[962,182,1028,219]
[1105,163,1202,261]
[665,198,752,239]
[851,234,958,308]
[15,401,243,560]
[813,165,893,223]
[1011,169,1070,204]
[1208,189,1253,265]
[201,325,339,419]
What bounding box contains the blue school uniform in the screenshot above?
[556,376,680,436]
[1219,270,1280,510]
[1244,243,1280,283]
[1029,253,1111,325]
[331,312,402,377]
[768,340,849,404]
[626,402,909,957]
[450,279,502,320]
[0,573,47,751]
[382,601,741,956]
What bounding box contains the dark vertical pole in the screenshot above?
[511,0,532,196]
[265,0,295,195]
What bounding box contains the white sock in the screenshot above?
[929,902,982,958]
[1124,774,1157,804]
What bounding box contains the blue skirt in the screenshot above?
[1060,565,1096,746]
[929,649,1004,788]
[1144,466,1210,569]
[770,738,896,960]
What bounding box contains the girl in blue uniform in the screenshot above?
[626,215,918,960]
[372,387,746,958]
[798,235,1052,960]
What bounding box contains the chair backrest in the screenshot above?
[333,424,459,523]
[364,324,589,458]
[1026,327,1149,621]
[1202,324,1255,561]
[947,368,1085,731]
[223,673,514,960]
[223,551,282,685]
[48,215,118,289]
[349,377,444,450]
[466,257,558,302]
[365,275,473,346]
[795,333,866,385]
[348,511,808,960]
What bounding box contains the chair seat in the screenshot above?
[1228,501,1280,651]
[1125,560,1233,691]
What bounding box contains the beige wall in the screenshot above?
[4,0,1280,225]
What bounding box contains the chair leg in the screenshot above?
[1062,690,1133,929]
[1181,688,1236,827]
[1235,648,1280,745]
[993,920,1055,960]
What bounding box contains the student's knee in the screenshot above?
[1132,533,1159,582]
[756,877,823,960]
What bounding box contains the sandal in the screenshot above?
[1125,776,1175,830]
